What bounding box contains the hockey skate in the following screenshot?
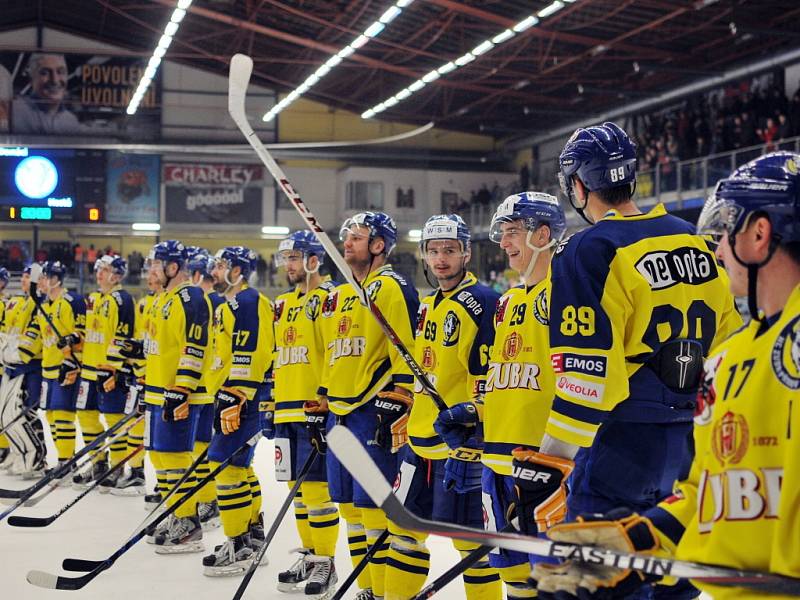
[146,513,172,545]
[277,548,312,592]
[0,447,10,469]
[44,458,70,479]
[198,500,220,530]
[153,514,204,554]
[97,467,121,494]
[304,555,337,600]
[353,589,375,600]
[109,467,146,496]
[72,460,108,490]
[247,512,265,549]
[202,534,254,577]
[144,491,162,510]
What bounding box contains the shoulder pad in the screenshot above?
[320,280,337,292]
[380,269,409,287]
[111,291,124,306]
[64,292,74,301]
[451,288,486,318]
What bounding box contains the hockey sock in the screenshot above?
[214,463,252,538]
[52,410,77,460]
[103,413,127,466]
[291,485,314,549]
[46,410,58,445]
[77,410,104,463]
[384,524,429,600]
[0,433,8,449]
[454,539,502,600]
[127,418,145,469]
[499,563,537,599]
[339,502,372,590]
[192,441,215,503]
[361,507,390,598]
[149,451,167,498]
[247,466,262,520]
[154,450,197,518]
[302,481,339,557]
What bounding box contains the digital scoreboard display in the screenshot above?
[0,147,106,222]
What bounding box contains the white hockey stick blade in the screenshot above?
[327,425,800,594]
[26,569,59,589]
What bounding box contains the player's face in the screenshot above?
[498,220,534,273]
[31,55,68,103]
[211,259,231,293]
[342,224,372,268]
[148,259,168,289]
[21,273,30,293]
[146,266,160,292]
[281,251,306,285]
[715,231,750,298]
[423,239,468,287]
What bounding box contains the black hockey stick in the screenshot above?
[0,405,37,436]
[8,444,144,528]
[26,432,262,591]
[0,412,140,508]
[232,449,319,600]
[330,528,391,600]
[228,53,446,412]
[328,426,800,596]
[61,443,211,572]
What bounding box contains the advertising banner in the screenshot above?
[106,152,160,223]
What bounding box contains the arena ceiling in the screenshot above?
[5,0,800,141]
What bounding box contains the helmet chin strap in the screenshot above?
[729,232,778,323]
[302,255,320,296]
[522,230,555,284]
[220,266,243,296]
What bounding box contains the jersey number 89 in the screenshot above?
[560,305,595,336]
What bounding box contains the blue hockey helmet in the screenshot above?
[150,240,187,268]
[277,230,325,266]
[43,260,68,281]
[339,211,398,255]
[186,247,212,278]
[489,191,567,243]
[0,267,9,285]
[698,151,800,245]
[95,254,128,278]
[420,214,471,252]
[213,246,257,279]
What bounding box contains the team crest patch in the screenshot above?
[771,314,800,390]
[366,280,382,302]
[442,311,460,347]
[695,352,725,426]
[337,316,352,337]
[415,305,428,337]
[496,295,510,324]
[711,410,749,466]
[274,299,284,322]
[533,288,549,325]
[555,234,573,255]
[421,346,437,370]
[502,332,522,360]
[305,295,321,320]
[283,326,297,346]
[322,290,338,317]
[161,299,173,319]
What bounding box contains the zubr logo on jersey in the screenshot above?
[635,247,717,290]
[485,362,541,391]
[711,410,749,465]
[556,375,604,403]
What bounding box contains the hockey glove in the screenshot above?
[531,508,661,599]
[96,364,118,393]
[215,387,247,435]
[374,388,413,453]
[162,387,191,422]
[443,439,483,493]
[304,396,329,454]
[131,378,146,415]
[56,332,82,350]
[58,353,81,386]
[433,401,481,450]
[119,338,145,360]
[511,448,574,535]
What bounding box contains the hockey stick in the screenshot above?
[61,444,212,572]
[328,426,800,596]
[330,528,391,600]
[26,432,262,591]
[0,405,37,436]
[232,449,319,600]
[8,444,144,528]
[28,263,68,345]
[228,53,446,413]
[0,412,140,508]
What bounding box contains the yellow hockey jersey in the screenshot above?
[209,285,274,401]
[546,204,742,447]
[273,279,336,424]
[407,272,499,460]
[81,290,106,380]
[144,282,212,406]
[5,295,42,374]
[645,284,800,599]
[38,290,86,380]
[483,278,555,475]
[318,265,419,416]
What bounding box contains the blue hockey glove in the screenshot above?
[442,439,483,493]
[433,401,481,450]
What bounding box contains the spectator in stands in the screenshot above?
[758,117,779,151]
[777,113,792,143]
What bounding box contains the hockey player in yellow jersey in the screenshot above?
[143,240,212,554]
[0,265,47,477]
[273,231,341,597]
[383,215,502,600]
[320,212,419,600]
[530,152,800,600]
[36,261,85,471]
[514,123,740,600]
[471,193,567,600]
[201,246,274,576]
[0,267,12,467]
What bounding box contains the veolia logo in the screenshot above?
[15,156,59,199]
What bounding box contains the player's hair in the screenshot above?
[595,182,634,206]
[783,241,800,266]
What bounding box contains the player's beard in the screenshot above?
[345,251,371,274]
[212,275,228,294]
[286,270,305,286]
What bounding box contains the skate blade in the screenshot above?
[202,563,249,577]
[276,582,307,593]
[109,486,145,497]
[305,587,338,600]
[200,517,220,531]
[154,540,205,555]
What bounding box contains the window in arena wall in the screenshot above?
[346,181,384,210]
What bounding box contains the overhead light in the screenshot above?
[471,40,495,56]
[325,55,343,68]
[126,0,193,116]
[262,225,290,235]
[455,53,476,66]
[538,1,564,18]
[492,29,515,44]
[132,222,161,231]
[396,0,414,7]
[351,35,369,49]
[362,109,376,119]
[337,46,355,59]
[380,6,402,23]
[422,70,440,83]
[384,97,399,107]
[408,80,425,92]
[314,64,331,78]
[438,61,457,74]
[305,74,320,86]
[374,102,387,112]
[513,16,539,32]
[407,229,422,241]
[364,22,385,38]
[395,88,412,100]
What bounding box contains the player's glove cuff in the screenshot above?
[511,448,574,534]
[58,355,81,386]
[215,386,247,435]
[163,387,191,422]
[375,389,413,453]
[120,339,145,360]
